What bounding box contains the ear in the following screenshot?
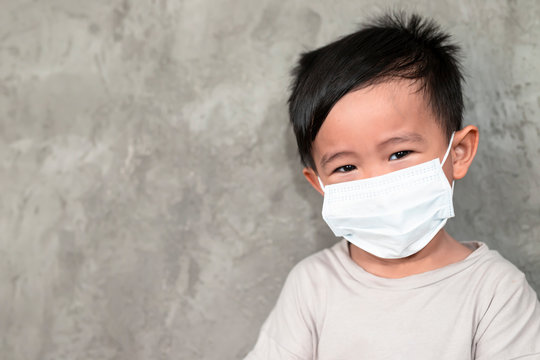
[302,167,324,196]
[451,125,479,180]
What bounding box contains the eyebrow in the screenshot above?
[377,133,425,149]
[320,151,356,169]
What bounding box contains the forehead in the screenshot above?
[312,80,443,153]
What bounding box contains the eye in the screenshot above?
[389,150,412,161]
[333,164,357,173]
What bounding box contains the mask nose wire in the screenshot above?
[441,132,455,166]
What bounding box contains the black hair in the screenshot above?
[288,12,464,170]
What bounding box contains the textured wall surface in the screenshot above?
[1,0,539,359]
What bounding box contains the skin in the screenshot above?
[303,79,480,279]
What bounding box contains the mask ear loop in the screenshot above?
[441,132,455,166]
[317,177,326,193]
[441,132,456,192]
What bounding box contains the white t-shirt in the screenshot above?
[245,241,540,360]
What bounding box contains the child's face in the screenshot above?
[304,80,461,192]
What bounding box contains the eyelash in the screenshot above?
[389,150,412,161]
[333,164,356,173]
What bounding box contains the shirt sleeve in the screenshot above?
[474,270,540,360]
[244,262,318,360]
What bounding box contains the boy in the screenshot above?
[245,12,540,360]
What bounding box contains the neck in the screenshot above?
[348,229,473,279]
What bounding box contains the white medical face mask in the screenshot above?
[319,133,455,259]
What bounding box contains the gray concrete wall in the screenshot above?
[1,0,539,359]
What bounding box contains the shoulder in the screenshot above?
[287,240,347,285]
[468,243,540,357]
[464,242,535,313]
[467,242,528,289]
[279,240,348,314]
